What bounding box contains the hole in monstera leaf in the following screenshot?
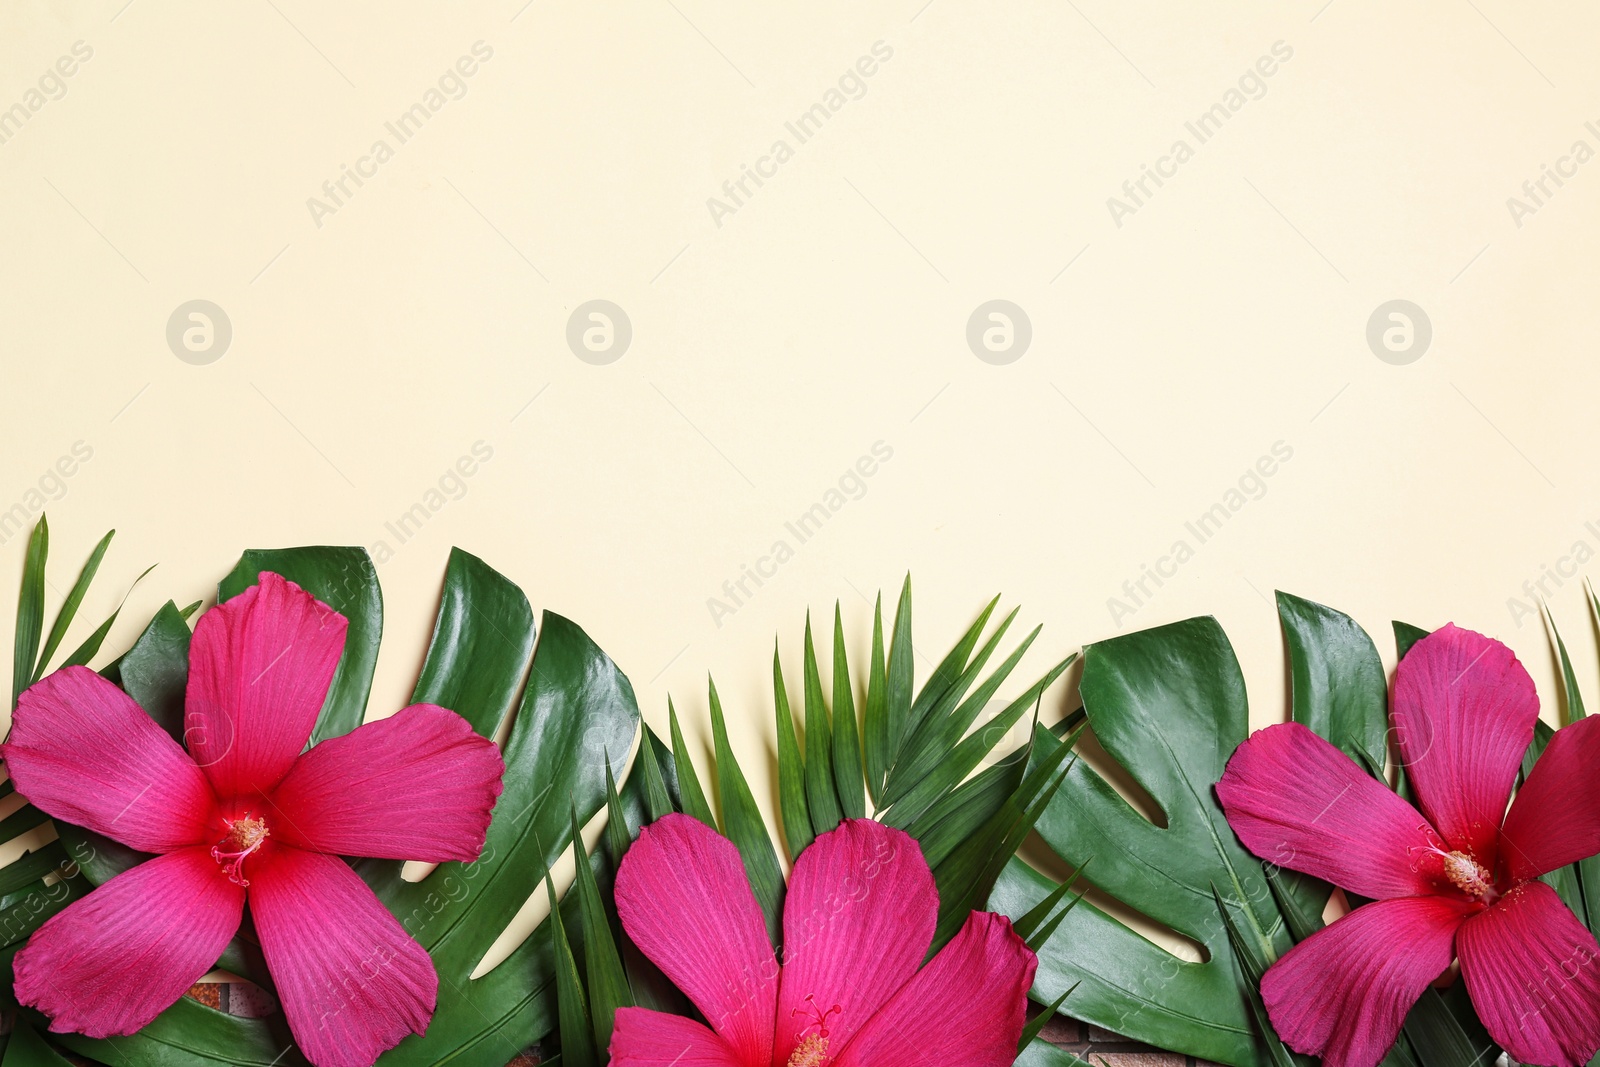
[1073,727,1168,829]
[1015,833,1209,964]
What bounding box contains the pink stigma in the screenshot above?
[787,995,841,1067]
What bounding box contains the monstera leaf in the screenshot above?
[990,614,1287,1065]
[991,595,1501,1067]
[7,534,638,1066]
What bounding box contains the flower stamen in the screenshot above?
[1438,848,1497,902]
[212,815,269,887]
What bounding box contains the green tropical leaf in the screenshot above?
[1393,621,1429,661]
[829,604,866,821]
[1272,592,1387,957]
[990,616,1288,1066]
[772,648,813,858]
[12,516,48,708]
[102,600,192,742]
[707,678,785,944]
[666,698,716,827]
[568,802,632,1056]
[545,854,597,1067]
[2,1017,76,1066]
[32,528,113,681]
[1013,1036,1094,1067]
[800,615,842,837]
[932,723,1076,948]
[1211,885,1305,1067]
[862,592,890,803]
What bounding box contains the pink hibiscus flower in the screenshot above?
[1217,623,1600,1067]
[2,573,505,1067]
[608,812,1036,1067]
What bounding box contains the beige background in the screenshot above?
[2,0,1599,965]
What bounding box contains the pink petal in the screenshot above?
[1216,722,1447,900]
[14,846,244,1038]
[1392,624,1537,866]
[1500,716,1600,881]
[186,572,348,799]
[610,1007,746,1066]
[830,911,1034,1067]
[4,666,217,853]
[1260,895,1474,1067]
[249,843,436,1067]
[615,813,777,1067]
[1458,880,1600,1067]
[774,819,937,1057]
[267,704,503,862]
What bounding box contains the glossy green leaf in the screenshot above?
[884,577,915,777]
[932,722,1076,948]
[367,605,637,1066]
[892,591,997,779]
[667,698,716,828]
[829,604,866,820]
[1018,984,1073,1052]
[882,608,1024,808]
[634,729,675,824]
[880,648,1072,831]
[707,678,785,944]
[32,528,113,681]
[1278,592,1388,767]
[2,1018,73,1066]
[1400,987,1499,1067]
[862,592,889,802]
[568,803,631,1057]
[103,600,192,741]
[1013,1036,1094,1067]
[1547,608,1587,723]
[991,616,1287,1065]
[910,753,1028,870]
[1274,593,1388,951]
[801,616,842,836]
[772,649,813,858]
[546,857,597,1067]
[1212,886,1303,1067]
[12,516,47,708]
[1393,621,1429,661]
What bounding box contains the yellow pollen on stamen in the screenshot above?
[786,1034,828,1067]
[212,816,269,887]
[1442,850,1495,900]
